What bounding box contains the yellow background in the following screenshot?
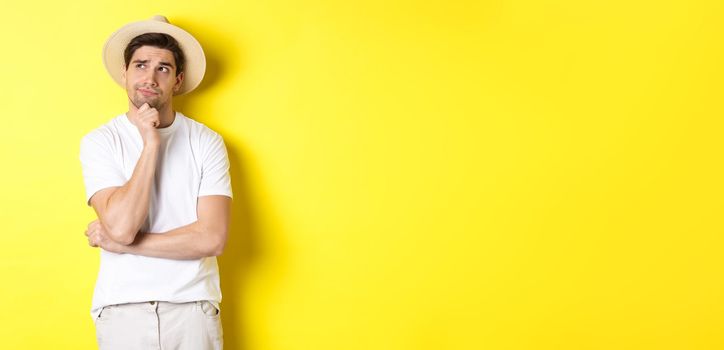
[1,0,723,349]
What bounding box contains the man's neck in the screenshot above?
[156,106,176,128]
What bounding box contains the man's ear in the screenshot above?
[174,71,185,93]
[121,68,127,85]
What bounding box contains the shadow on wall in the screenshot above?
[174,19,261,350]
[220,143,261,350]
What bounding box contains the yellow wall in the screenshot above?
[1,0,723,349]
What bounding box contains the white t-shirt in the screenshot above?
[79,112,233,321]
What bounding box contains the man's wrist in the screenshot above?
[143,139,161,149]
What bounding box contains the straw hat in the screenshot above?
[103,15,206,95]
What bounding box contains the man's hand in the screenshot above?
[85,219,127,254]
[128,103,160,146]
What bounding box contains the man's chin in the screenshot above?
[132,96,159,109]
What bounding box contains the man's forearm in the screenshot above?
[101,144,159,244]
[121,221,225,260]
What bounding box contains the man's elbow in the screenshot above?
[208,230,228,257]
[106,225,137,245]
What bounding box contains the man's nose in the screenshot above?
[142,70,158,86]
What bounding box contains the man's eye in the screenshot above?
[136,64,145,68]
[159,67,169,72]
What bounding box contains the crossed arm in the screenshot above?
[84,141,231,260]
[86,193,230,260]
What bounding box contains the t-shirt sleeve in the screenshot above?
[79,132,127,206]
[199,132,233,199]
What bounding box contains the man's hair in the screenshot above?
[124,33,185,76]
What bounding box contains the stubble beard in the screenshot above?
[129,91,164,110]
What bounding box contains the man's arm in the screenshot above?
[87,195,231,260]
[90,145,159,245]
[89,103,161,245]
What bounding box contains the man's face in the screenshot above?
[122,45,184,110]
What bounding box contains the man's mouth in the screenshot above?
[138,88,159,97]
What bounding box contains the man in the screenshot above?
[79,15,231,349]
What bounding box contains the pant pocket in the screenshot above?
[94,306,114,347]
[198,301,223,348]
[95,305,112,324]
[199,300,220,318]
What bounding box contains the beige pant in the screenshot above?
[94,300,223,349]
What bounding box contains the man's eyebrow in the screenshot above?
[130,59,175,68]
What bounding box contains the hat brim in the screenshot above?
[103,18,206,95]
